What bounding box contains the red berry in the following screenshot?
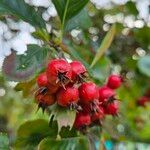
[107,75,122,89]
[98,86,115,102]
[137,96,149,107]
[79,82,99,104]
[70,61,86,82]
[105,101,119,116]
[46,59,72,87]
[91,106,105,122]
[36,93,55,106]
[74,112,91,129]
[57,85,79,107]
[47,83,59,94]
[37,72,48,87]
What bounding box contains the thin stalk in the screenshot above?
[60,0,70,41]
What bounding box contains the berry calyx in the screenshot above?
[91,106,105,122]
[37,72,48,87]
[105,101,119,116]
[79,82,99,104]
[36,72,59,95]
[46,59,72,88]
[107,74,122,89]
[57,85,79,107]
[99,86,115,102]
[137,96,149,107]
[74,112,91,129]
[70,61,86,82]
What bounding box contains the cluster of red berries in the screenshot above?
[35,59,122,130]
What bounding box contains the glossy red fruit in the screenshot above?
[137,96,149,107]
[37,72,48,87]
[36,94,55,106]
[74,112,91,129]
[105,101,119,116]
[70,61,86,82]
[91,106,105,122]
[107,75,122,89]
[47,83,59,94]
[57,85,79,107]
[99,86,115,102]
[79,82,99,104]
[46,59,72,87]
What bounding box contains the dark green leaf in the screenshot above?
[2,51,36,82]
[50,104,76,133]
[138,56,150,77]
[0,0,45,28]
[125,1,138,16]
[0,133,9,150]
[52,0,89,23]
[38,136,88,150]
[18,44,48,69]
[59,127,77,138]
[14,119,58,150]
[2,44,48,81]
[134,27,150,49]
[65,9,92,31]
[90,24,116,68]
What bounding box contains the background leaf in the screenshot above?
[50,105,76,133]
[0,133,9,150]
[65,9,92,31]
[91,57,111,82]
[2,44,48,81]
[138,56,150,77]
[125,1,138,16]
[52,0,89,24]
[0,0,45,28]
[32,29,50,42]
[14,119,57,150]
[90,24,116,68]
[14,78,36,98]
[38,136,88,150]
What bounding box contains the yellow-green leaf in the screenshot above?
[90,24,116,68]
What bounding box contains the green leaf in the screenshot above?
[14,119,57,150]
[125,1,138,16]
[134,27,150,49]
[2,44,48,81]
[32,29,50,42]
[65,9,92,31]
[59,127,77,138]
[50,105,76,133]
[18,44,48,68]
[0,0,45,28]
[2,51,36,82]
[138,56,150,77]
[14,78,36,98]
[0,133,9,150]
[91,57,111,82]
[90,24,116,68]
[38,136,88,150]
[52,0,89,23]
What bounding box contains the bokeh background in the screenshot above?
[0,0,150,149]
